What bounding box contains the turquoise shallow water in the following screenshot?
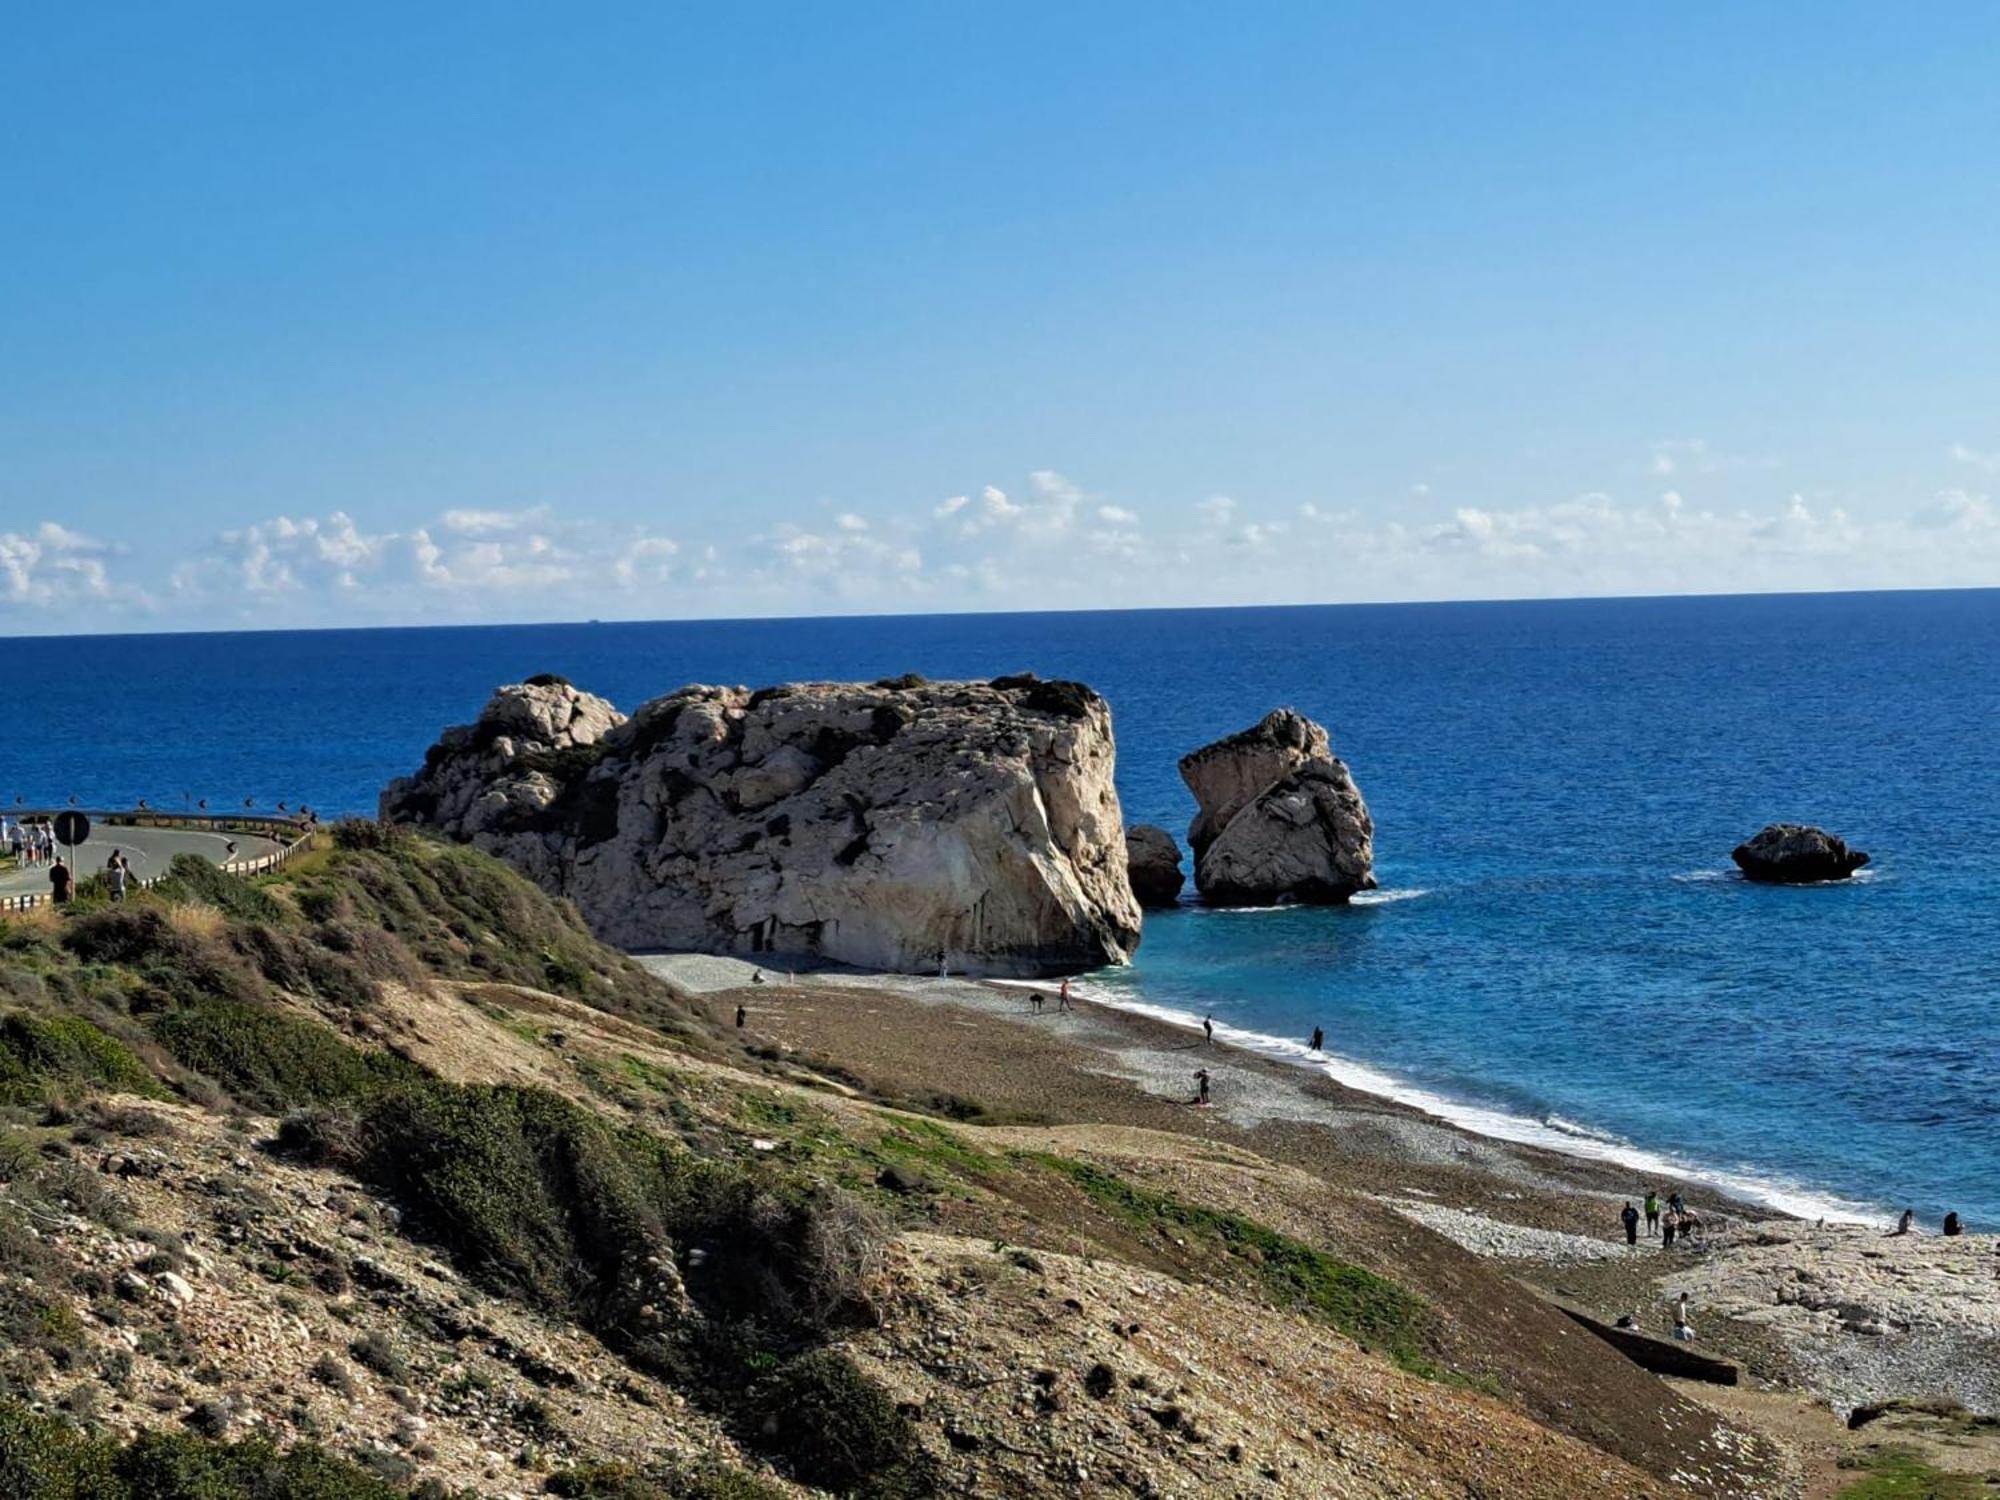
[5,589,1996,1222]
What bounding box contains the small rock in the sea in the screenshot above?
[1731,823,1870,883]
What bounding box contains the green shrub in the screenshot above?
[546,1459,786,1500]
[150,855,285,925]
[0,1011,161,1106]
[0,1398,423,1498]
[330,820,409,855]
[149,1000,420,1113]
[344,1082,676,1339]
[746,1350,933,1496]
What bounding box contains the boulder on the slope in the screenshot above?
[1178,710,1375,905]
[1125,824,1186,909]
[1731,823,1870,884]
[382,673,1142,977]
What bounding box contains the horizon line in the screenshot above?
[3,579,1996,646]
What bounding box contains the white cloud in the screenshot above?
[19,461,2000,633]
[439,505,550,536]
[1950,443,2000,474]
[0,522,125,612]
[170,509,681,620]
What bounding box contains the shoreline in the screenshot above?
[639,949,1883,1230]
[641,948,2000,1429]
[1023,974,1892,1228]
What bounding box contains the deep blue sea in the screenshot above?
[5,591,1996,1224]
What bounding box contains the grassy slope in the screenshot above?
[0,822,1681,1499]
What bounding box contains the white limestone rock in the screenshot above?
[383,673,1141,977]
[1178,710,1375,906]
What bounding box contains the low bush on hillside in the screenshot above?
[0,1398,442,1498]
[0,1011,161,1107]
[149,999,420,1113]
[547,1458,787,1499]
[746,1349,936,1497]
[274,1068,911,1489]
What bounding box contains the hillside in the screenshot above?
[0,823,1788,1499]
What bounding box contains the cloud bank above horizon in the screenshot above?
[5,451,1998,634]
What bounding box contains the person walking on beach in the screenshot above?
[1621,1201,1640,1247]
[1203,1014,1214,1045]
[1661,1211,1677,1249]
[1030,989,1044,1015]
[1193,1067,1211,1106]
[1668,1191,1684,1217]
[734,1003,746,1029]
[1644,1191,1661,1237]
[1057,978,1072,1013]
[48,857,73,906]
[1309,1025,1324,1052]
[1944,1211,1963,1236]
[1891,1207,1915,1236]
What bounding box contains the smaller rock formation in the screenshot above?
[1125,824,1186,908]
[1731,824,1870,884]
[1178,710,1375,906]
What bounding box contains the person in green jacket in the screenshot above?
[1644,1191,1662,1237]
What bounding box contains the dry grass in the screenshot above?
[163,900,226,941]
[3,905,63,941]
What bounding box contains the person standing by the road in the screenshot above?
[49,857,73,905]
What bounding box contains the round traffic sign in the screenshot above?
[52,811,91,846]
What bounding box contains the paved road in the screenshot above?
[0,823,288,898]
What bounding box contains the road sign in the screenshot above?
[52,811,90,847]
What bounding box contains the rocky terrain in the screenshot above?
[1122,824,1185,908]
[381,674,1142,977]
[1731,825,1871,884]
[0,819,1821,1499]
[1178,709,1376,905]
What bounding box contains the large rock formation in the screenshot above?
[382,673,1142,977]
[1124,824,1186,909]
[1731,823,1870,884]
[1178,710,1375,906]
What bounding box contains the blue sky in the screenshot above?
[4,3,1999,630]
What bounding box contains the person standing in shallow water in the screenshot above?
[1309,1026,1324,1052]
[1620,1201,1640,1247]
[1203,1014,1214,1045]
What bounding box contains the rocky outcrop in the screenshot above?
[382,673,1142,977]
[1125,824,1186,909]
[1178,710,1375,905]
[1731,823,1870,884]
